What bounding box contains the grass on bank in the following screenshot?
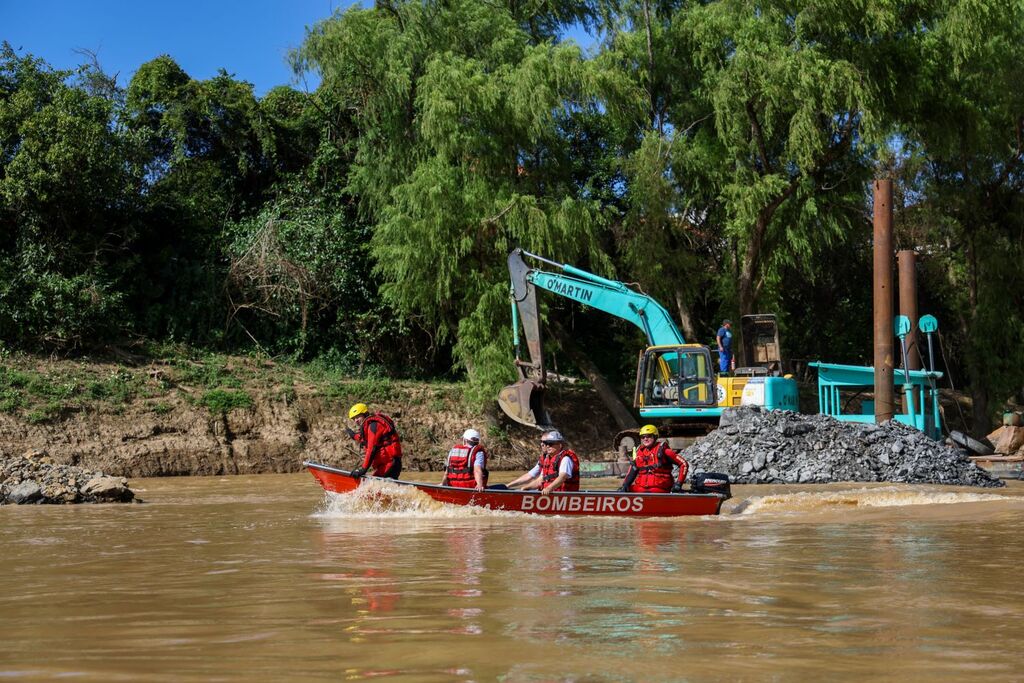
[0,347,466,424]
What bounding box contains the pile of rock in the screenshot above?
[687,407,1003,488]
[1,450,136,504]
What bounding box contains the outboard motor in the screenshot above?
[692,472,732,500]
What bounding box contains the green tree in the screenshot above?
[593,0,725,342]
[673,0,920,320]
[123,57,279,343]
[0,43,140,347]
[296,0,614,402]
[894,0,1024,432]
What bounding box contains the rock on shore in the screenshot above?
[1,451,136,504]
[688,407,1003,488]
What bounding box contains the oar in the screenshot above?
[337,438,367,478]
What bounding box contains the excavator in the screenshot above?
[497,249,799,453]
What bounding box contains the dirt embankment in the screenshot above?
[0,354,620,478]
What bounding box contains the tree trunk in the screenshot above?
[642,0,657,131]
[673,286,697,341]
[738,212,769,317]
[551,321,639,431]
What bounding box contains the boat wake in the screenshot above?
[729,485,1015,516]
[313,479,525,519]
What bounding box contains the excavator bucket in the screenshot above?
[499,249,553,430]
[497,378,552,429]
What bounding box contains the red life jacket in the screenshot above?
[540,448,580,492]
[363,413,400,446]
[359,412,402,474]
[445,443,488,488]
[633,441,674,492]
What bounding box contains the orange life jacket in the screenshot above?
[540,448,580,492]
[445,443,488,488]
[633,441,674,492]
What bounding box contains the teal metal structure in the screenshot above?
[808,361,944,440]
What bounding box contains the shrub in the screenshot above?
[199,389,253,413]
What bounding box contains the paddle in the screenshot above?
[336,439,367,478]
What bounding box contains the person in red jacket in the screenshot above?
[507,430,580,494]
[440,428,488,491]
[347,403,403,479]
[618,424,688,493]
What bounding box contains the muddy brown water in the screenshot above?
[3,473,1024,681]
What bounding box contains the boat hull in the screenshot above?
[304,461,724,517]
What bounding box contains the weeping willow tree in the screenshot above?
[894,0,1024,432]
[672,0,929,319]
[588,0,917,353]
[291,0,1024,427]
[591,0,728,344]
[294,0,615,404]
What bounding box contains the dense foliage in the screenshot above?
[1,0,1022,430]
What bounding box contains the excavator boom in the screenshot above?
[499,249,712,429]
[510,250,685,346]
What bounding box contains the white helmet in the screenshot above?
[463,428,481,443]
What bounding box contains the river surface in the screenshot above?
[3,472,1024,681]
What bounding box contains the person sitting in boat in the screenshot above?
[440,428,488,491]
[506,430,580,495]
[617,424,688,493]
[346,403,403,479]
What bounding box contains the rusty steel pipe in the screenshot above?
[873,180,895,422]
[898,250,920,414]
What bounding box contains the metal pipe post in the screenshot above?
[873,180,895,422]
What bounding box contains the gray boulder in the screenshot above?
[8,479,42,504]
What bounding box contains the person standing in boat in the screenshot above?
[346,403,403,479]
[617,424,688,493]
[507,430,580,494]
[440,428,488,491]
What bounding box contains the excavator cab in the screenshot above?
[634,345,717,408]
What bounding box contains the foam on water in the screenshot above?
[312,479,527,519]
[731,485,1014,515]
[309,479,1022,522]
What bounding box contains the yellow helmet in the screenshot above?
[639,424,659,437]
[348,403,369,419]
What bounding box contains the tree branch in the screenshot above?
[746,98,771,175]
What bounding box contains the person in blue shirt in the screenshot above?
[716,319,734,375]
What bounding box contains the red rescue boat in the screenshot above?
[304,461,727,517]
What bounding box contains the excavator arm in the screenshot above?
[509,248,687,345]
[498,249,701,429]
[498,250,552,428]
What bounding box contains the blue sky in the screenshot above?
[1,1,355,95]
